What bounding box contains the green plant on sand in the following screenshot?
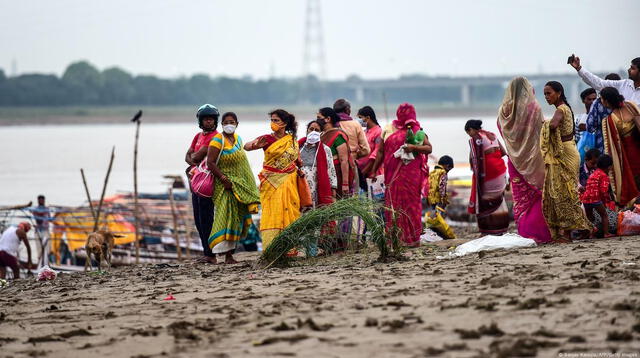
[258,197,404,268]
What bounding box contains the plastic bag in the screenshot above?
[366,175,385,201]
[420,229,443,243]
[36,266,57,281]
[577,131,595,164]
[425,209,456,240]
[439,233,536,258]
[617,210,640,236]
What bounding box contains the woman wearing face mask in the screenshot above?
[206,112,260,264]
[356,106,383,191]
[244,109,300,249]
[299,120,338,207]
[317,107,353,198]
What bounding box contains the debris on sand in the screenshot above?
[606,330,633,341]
[253,334,309,346]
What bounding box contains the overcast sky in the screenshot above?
[1,0,637,80]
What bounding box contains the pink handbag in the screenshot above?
[191,160,214,197]
[190,136,224,198]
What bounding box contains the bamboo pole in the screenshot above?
[132,110,142,264]
[80,168,96,222]
[168,188,182,261]
[93,146,115,232]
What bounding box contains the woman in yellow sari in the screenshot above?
[541,81,591,241]
[245,109,300,249]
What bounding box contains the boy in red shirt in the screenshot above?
[580,154,614,238]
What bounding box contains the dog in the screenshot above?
[84,231,121,271]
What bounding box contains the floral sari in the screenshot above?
[497,77,551,243]
[258,134,300,249]
[208,133,260,253]
[602,101,640,206]
[383,103,426,246]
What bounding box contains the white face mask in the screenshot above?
[306,131,321,144]
[222,124,236,134]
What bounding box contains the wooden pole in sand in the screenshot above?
[131,110,142,264]
[168,188,182,261]
[80,168,96,222]
[93,146,115,232]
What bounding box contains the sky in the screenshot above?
[0,0,637,80]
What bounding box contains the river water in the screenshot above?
[0,116,499,206]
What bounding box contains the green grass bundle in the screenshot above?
[258,197,398,267]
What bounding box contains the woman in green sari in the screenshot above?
[206,112,261,264]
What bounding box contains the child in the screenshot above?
[579,148,600,189]
[580,154,614,238]
[428,155,454,211]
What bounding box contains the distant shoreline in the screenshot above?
[0,105,502,126]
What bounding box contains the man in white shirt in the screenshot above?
[569,55,640,106]
[0,222,33,279]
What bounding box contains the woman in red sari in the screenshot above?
[599,87,640,206]
[382,103,432,246]
[465,119,509,235]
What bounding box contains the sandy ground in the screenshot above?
[1,231,640,358]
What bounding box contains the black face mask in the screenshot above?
[316,119,327,129]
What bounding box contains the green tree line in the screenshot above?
[0,61,504,106]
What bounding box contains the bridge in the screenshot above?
[342,72,620,107]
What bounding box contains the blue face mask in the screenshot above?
[358,118,367,127]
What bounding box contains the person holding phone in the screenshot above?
[568,54,640,106]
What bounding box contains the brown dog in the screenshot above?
[84,231,120,271]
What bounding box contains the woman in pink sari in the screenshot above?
[382,103,432,246]
[497,77,552,243]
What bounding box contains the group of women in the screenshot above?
[186,101,435,261]
[185,76,640,262]
[472,77,640,243]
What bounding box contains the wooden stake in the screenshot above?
[168,188,182,261]
[93,146,115,232]
[132,110,142,264]
[80,168,96,221]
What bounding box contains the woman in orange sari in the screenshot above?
[599,87,640,206]
[244,109,300,249]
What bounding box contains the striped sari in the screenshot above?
[208,133,260,253]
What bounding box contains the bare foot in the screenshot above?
[224,254,238,264]
[206,256,218,264]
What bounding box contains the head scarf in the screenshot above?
[497,77,546,189]
[393,103,420,133]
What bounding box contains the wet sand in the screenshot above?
[1,234,639,357]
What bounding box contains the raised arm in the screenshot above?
[569,55,623,91]
[244,136,268,151]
